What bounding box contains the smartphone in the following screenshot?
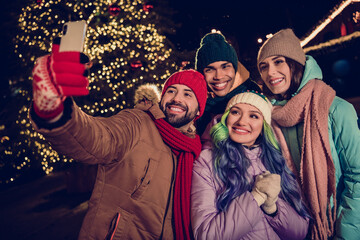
[59,20,87,52]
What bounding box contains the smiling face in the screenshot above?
[203,61,236,97]
[226,103,264,147]
[258,56,292,97]
[160,84,200,129]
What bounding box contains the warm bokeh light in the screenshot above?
[4,0,178,184]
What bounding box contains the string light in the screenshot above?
[3,0,178,185]
[301,0,360,47]
[304,31,360,53]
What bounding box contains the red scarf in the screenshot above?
[153,117,201,240]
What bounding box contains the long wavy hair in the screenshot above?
[210,110,310,218]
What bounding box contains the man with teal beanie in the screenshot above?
[195,31,261,136]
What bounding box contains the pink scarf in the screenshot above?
[271,79,336,240]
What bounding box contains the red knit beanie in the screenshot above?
[161,69,207,119]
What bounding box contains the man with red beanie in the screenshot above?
[30,39,207,240]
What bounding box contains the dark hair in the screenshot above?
[263,57,304,101]
[211,116,310,218]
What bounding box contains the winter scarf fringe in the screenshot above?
[271,79,336,240]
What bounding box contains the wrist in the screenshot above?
[33,101,64,120]
[261,202,277,215]
[30,98,73,130]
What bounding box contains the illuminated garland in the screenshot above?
[301,0,360,47]
[303,31,360,53]
[3,0,177,184]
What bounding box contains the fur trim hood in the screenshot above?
[134,83,161,105]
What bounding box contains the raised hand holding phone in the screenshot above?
[32,21,90,120]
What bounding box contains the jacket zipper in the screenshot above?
[105,212,120,240]
[159,154,176,239]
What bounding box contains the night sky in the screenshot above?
[0,0,344,87]
[0,0,341,65]
[169,0,339,56]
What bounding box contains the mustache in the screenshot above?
[165,101,188,112]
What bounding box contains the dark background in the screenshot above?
[0,1,359,239]
[0,0,339,84]
[168,0,337,53]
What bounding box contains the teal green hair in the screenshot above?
[263,121,280,151]
[210,110,230,148]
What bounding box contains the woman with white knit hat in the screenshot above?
[191,90,310,239]
[257,28,360,240]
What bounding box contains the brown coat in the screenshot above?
[31,101,176,240]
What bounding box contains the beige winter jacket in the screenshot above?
[31,100,176,240]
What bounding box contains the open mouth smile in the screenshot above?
[211,80,229,91]
[232,127,250,135]
[269,77,284,86]
[167,105,186,114]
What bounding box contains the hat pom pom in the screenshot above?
[201,32,226,45]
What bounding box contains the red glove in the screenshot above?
[32,38,89,120]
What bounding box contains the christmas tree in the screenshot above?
[0,0,188,186]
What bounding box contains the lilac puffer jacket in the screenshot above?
[191,146,309,240]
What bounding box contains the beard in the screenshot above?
[160,101,198,128]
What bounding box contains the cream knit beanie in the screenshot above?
[225,91,272,125]
[257,28,306,69]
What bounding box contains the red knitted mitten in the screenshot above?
[32,40,89,119]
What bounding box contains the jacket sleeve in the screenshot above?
[264,198,309,239]
[330,97,360,239]
[200,114,222,149]
[191,149,265,240]
[31,99,144,165]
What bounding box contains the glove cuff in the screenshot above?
[33,101,64,120]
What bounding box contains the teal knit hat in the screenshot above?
[195,32,238,74]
